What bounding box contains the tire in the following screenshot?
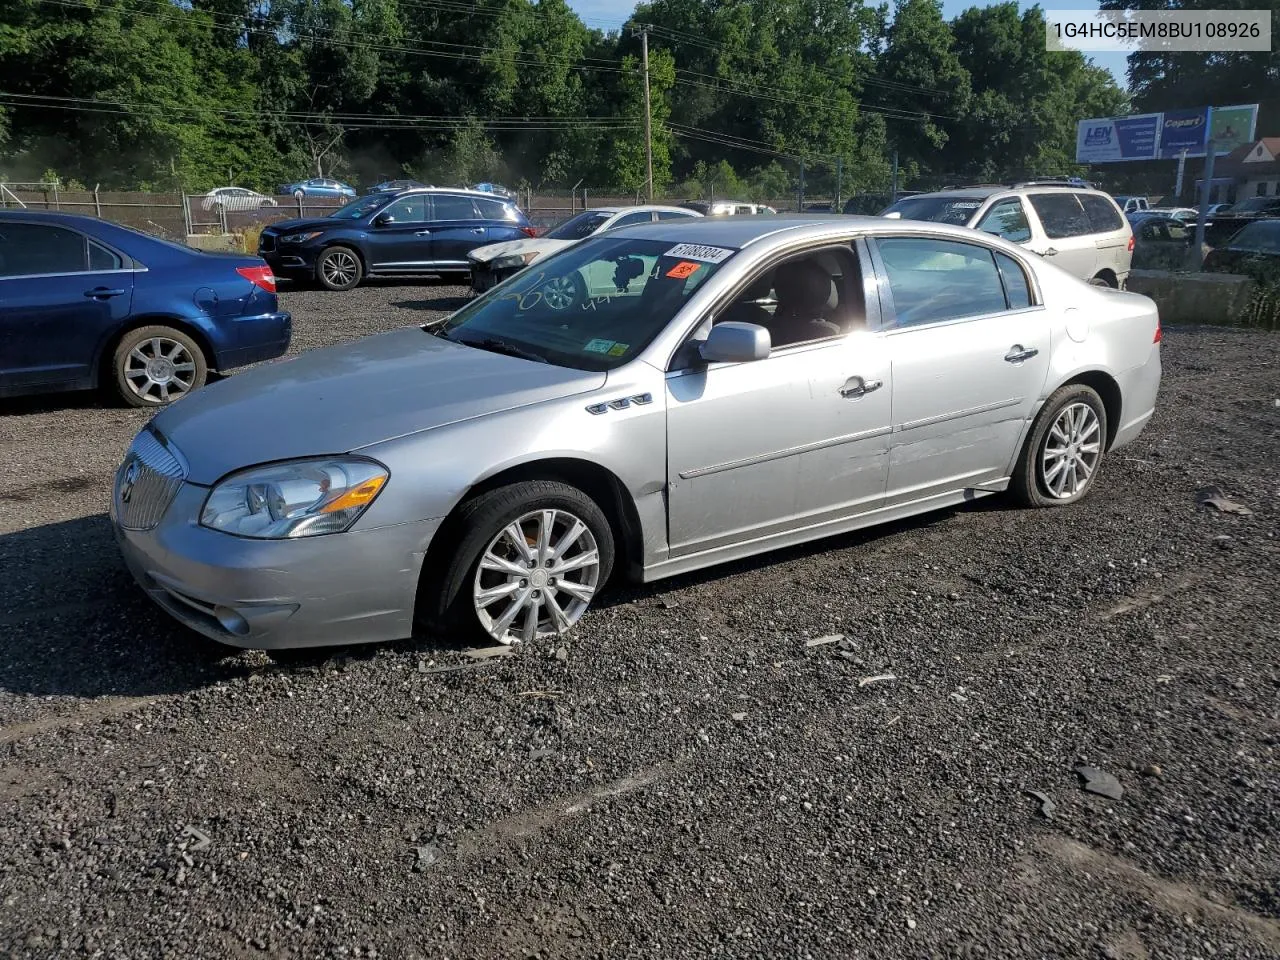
[539,270,587,311]
[1089,274,1116,288]
[316,246,363,291]
[1010,384,1108,508]
[112,324,208,408]
[422,480,615,645]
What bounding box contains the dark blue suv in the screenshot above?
[258,188,537,290]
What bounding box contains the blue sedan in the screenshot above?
[0,212,291,407]
[278,178,357,200]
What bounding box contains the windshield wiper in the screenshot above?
[451,334,549,364]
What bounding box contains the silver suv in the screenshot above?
[880,183,1133,288]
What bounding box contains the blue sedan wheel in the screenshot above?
[112,324,208,408]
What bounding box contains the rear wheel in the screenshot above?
[316,246,363,291]
[423,481,615,645]
[1010,384,1108,507]
[540,271,587,311]
[1089,273,1116,288]
[112,325,208,407]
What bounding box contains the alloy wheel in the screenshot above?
[1040,401,1102,499]
[122,336,198,404]
[322,251,359,288]
[472,509,600,644]
[541,274,580,311]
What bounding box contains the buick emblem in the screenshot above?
[120,460,141,504]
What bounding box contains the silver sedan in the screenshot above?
[111,217,1163,649]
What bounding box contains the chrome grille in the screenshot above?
[114,429,187,531]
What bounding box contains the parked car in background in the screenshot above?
[880,184,1133,288]
[278,178,357,200]
[1112,195,1150,214]
[258,187,536,290]
[1207,202,1235,217]
[1130,215,1195,270]
[0,211,290,407]
[467,204,702,294]
[1204,196,1280,247]
[1147,206,1198,223]
[680,200,775,216]
[111,215,1161,651]
[843,192,921,215]
[473,182,516,199]
[1203,219,1280,277]
[202,187,278,212]
[368,179,430,194]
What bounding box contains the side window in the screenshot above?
[734,205,754,215]
[1078,194,1125,233]
[974,199,1031,243]
[0,223,88,276]
[474,197,512,221]
[88,239,123,271]
[431,194,480,220]
[385,195,427,221]
[656,211,694,221]
[612,211,654,228]
[1028,193,1092,239]
[994,252,1032,309]
[875,237,1008,327]
[716,247,864,348]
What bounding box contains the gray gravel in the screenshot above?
[1,283,1278,959]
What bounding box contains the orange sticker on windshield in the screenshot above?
[665,261,700,279]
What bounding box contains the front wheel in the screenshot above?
[540,271,587,311]
[112,325,208,407]
[424,481,615,645]
[1010,384,1108,507]
[316,246,363,291]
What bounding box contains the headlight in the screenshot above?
[492,251,540,271]
[280,231,323,244]
[200,458,388,539]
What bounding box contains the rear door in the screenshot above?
[1077,193,1131,281]
[1025,192,1098,281]
[474,195,523,243]
[0,222,135,391]
[868,234,1051,506]
[427,194,490,267]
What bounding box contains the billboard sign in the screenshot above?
[1159,107,1210,158]
[1075,113,1161,163]
[1208,104,1258,155]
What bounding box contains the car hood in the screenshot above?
[262,218,339,235]
[150,327,605,484]
[469,238,574,264]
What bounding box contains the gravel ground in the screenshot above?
[1,282,1278,960]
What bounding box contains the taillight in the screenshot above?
[520,225,539,238]
[237,264,277,293]
[1127,235,1135,252]
[1153,318,1162,344]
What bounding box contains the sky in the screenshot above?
[564,0,1132,90]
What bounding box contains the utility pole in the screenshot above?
[835,157,843,212]
[1193,139,1217,269]
[633,24,655,202]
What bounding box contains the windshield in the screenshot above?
[880,196,984,225]
[1228,197,1280,214]
[330,195,393,219]
[436,236,735,371]
[1231,221,1280,251]
[545,211,613,241]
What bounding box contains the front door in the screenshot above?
[870,235,1051,506]
[0,222,135,390]
[365,195,431,270]
[665,246,891,558]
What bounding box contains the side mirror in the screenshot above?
[374,213,395,226]
[699,321,771,364]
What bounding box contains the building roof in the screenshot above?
[1214,138,1280,178]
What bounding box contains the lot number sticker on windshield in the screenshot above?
[665,261,701,279]
[665,243,734,264]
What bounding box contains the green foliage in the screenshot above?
[0,0,1137,192]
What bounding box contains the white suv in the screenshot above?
[880,183,1133,288]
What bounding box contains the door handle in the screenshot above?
[1041,247,1058,257]
[413,229,432,236]
[471,228,485,234]
[839,376,883,399]
[1004,344,1039,363]
[84,287,126,299]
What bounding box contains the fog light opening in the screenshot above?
[213,605,251,637]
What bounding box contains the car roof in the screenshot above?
[395,186,516,200]
[610,213,1000,250]
[0,209,114,230]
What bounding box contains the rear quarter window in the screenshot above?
[1028,193,1093,239]
[1078,194,1125,233]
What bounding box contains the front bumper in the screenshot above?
[112,481,442,650]
[212,311,292,371]
[469,261,522,295]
